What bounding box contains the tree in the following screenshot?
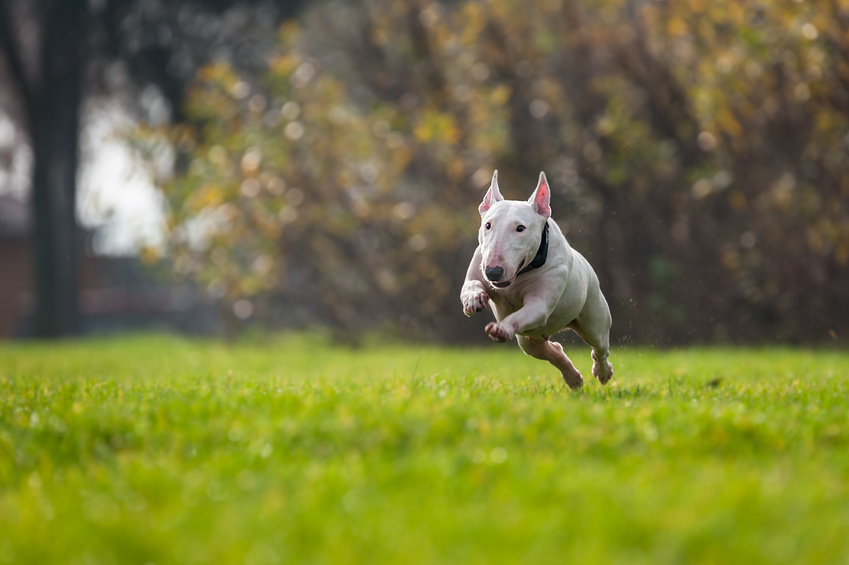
[1,0,87,336]
[0,0,304,337]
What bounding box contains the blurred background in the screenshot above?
[1,0,847,345]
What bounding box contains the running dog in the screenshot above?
[460,170,613,389]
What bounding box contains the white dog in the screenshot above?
[460,170,613,389]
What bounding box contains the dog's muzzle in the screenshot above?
[485,261,524,288]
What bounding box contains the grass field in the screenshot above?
[1,335,848,564]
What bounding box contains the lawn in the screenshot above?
[1,335,848,564]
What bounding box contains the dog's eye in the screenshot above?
[485,222,491,230]
[516,225,526,232]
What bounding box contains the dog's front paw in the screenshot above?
[462,289,490,317]
[485,322,514,342]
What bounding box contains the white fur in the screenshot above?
[461,170,613,389]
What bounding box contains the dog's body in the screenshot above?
[460,171,613,389]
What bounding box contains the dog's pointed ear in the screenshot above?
[529,171,552,219]
[478,170,504,216]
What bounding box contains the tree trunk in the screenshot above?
[29,0,87,337]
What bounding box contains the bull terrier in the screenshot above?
[460,170,613,389]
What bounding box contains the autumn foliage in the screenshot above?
[135,0,849,344]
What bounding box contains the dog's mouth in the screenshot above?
[490,260,524,289]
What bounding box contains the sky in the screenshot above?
[0,104,165,256]
[78,105,166,255]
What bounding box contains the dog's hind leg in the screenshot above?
[517,336,584,389]
[591,345,613,385]
[569,315,613,385]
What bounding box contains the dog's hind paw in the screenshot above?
[592,354,614,385]
[561,372,584,390]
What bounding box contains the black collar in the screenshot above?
[517,221,549,276]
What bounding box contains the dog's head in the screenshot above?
[477,170,552,289]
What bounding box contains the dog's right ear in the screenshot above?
[478,170,504,216]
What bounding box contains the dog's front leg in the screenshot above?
[461,247,491,316]
[461,280,490,316]
[485,298,551,342]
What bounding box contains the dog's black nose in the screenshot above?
[485,266,504,281]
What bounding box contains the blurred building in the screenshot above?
[0,194,205,339]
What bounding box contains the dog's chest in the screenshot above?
[488,289,527,319]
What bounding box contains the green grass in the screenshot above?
[1,335,848,565]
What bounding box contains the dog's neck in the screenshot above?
[517,220,549,277]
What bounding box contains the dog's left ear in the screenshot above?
[529,171,552,219]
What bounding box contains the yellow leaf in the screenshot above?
[729,190,747,211]
[717,108,742,138]
[490,85,511,106]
